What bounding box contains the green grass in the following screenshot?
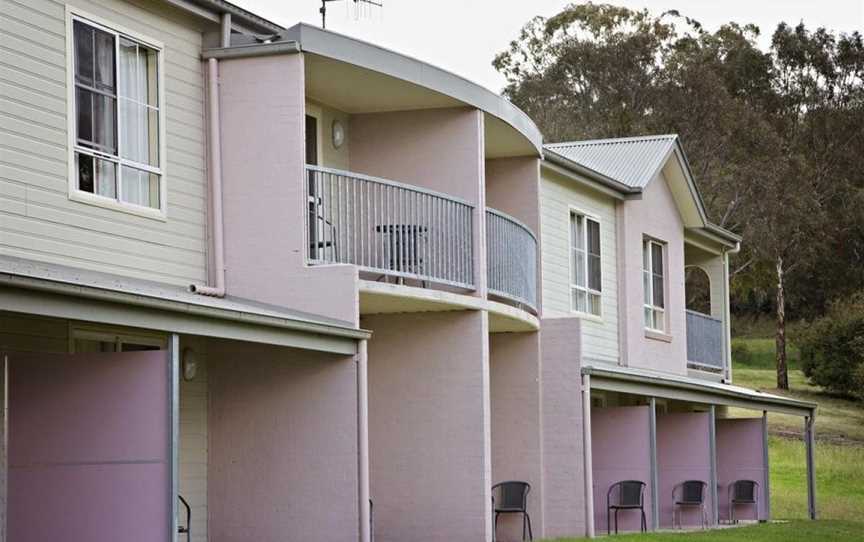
[541,520,864,541]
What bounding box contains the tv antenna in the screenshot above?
[319,0,383,29]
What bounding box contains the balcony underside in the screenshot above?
[358,280,538,333]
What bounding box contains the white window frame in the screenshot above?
[69,324,167,353]
[643,237,667,332]
[65,7,167,220]
[569,209,603,318]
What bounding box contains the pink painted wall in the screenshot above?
[350,108,487,296]
[617,172,687,373]
[207,341,359,542]
[716,418,767,521]
[490,331,542,541]
[486,157,542,311]
[219,54,359,324]
[363,311,491,542]
[591,406,651,534]
[7,350,168,542]
[539,317,585,538]
[656,412,712,528]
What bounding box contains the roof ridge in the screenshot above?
[545,134,678,148]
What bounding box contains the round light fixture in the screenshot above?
[182,347,198,381]
[332,119,345,149]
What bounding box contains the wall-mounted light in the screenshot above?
[332,119,345,149]
[182,347,198,381]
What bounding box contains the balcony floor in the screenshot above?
[358,280,538,333]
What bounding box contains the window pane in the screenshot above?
[142,46,159,107]
[73,21,94,86]
[643,270,651,305]
[76,153,117,198]
[93,92,117,153]
[587,219,600,256]
[94,29,115,92]
[653,273,665,308]
[120,100,159,165]
[654,309,665,332]
[588,254,601,291]
[643,241,650,271]
[74,338,116,353]
[121,166,159,208]
[644,306,653,328]
[75,87,93,144]
[575,250,585,287]
[573,289,587,313]
[652,243,664,275]
[588,293,601,316]
[576,215,585,249]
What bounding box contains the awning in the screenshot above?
[0,256,369,355]
[583,363,816,417]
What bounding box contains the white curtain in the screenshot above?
[118,38,158,207]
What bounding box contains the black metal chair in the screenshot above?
[672,480,708,529]
[728,480,759,523]
[607,480,647,534]
[492,481,533,542]
[178,494,191,542]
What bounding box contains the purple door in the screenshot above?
[7,350,170,542]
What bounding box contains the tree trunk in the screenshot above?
[775,257,789,390]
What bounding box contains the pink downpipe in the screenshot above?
[191,58,225,297]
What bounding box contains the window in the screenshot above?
[71,326,165,353]
[643,238,666,331]
[570,212,602,316]
[70,15,164,214]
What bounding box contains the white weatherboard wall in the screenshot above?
[0,0,208,286]
[540,169,619,365]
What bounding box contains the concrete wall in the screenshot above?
[350,107,487,296]
[364,311,491,542]
[0,0,210,285]
[540,169,619,365]
[219,53,358,324]
[618,172,687,373]
[539,317,585,538]
[208,340,359,542]
[489,331,542,541]
[717,418,767,521]
[656,412,712,528]
[591,406,651,534]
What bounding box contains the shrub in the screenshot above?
[794,292,864,400]
[731,341,753,365]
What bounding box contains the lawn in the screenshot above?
[541,520,864,541]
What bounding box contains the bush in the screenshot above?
[794,292,864,400]
[731,341,753,365]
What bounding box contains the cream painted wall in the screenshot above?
[306,100,351,170]
[0,0,209,286]
[540,168,619,365]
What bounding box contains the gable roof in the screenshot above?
[545,134,678,189]
[543,134,741,246]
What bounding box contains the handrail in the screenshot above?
[486,208,538,312]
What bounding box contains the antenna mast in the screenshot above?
[320,0,383,29]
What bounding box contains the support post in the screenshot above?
[648,397,659,531]
[220,12,232,48]
[805,414,816,520]
[357,341,371,542]
[582,374,594,538]
[1,354,7,542]
[708,405,718,525]
[168,334,180,542]
[762,411,771,521]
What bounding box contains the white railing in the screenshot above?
[486,208,538,312]
[305,165,475,289]
[686,310,724,371]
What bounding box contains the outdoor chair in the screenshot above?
[728,480,759,523]
[178,494,191,542]
[607,480,647,534]
[672,480,708,529]
[491,481,533,542]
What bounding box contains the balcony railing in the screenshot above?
[686,310,724,371]
[486,208,538,312]
[305,165,475,289]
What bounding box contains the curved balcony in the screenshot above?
[305,165,475,289]
[486,209,538,312]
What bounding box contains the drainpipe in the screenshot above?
[582,374,595,538]
[357,341,371,542]
[191,14,231,297]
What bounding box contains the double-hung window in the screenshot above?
[643,238,666,331]
[71,15,164,213]
[570,213,602,316]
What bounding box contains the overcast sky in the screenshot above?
[233,0,864,93]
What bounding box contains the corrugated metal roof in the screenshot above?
[545,134,679,189]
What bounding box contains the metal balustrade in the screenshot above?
[686,310,724,371]
[486,208,538,312]
[305,165,475,289]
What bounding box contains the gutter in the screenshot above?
[543,149,642,197]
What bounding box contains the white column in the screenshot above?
[762,411,771,521]
[582,374,594,538]
[648,398,659,530]
[708,406,719,525]
[168,334,180,542]
[357,341,371,542]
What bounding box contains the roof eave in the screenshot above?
[543,149,643,198]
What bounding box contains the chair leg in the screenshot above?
[607,507,611,535]
[614,508,619,534]
[522,513,527,542]
[526,513,533,541]
[642,509,647,532]
[494,512,499,542]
